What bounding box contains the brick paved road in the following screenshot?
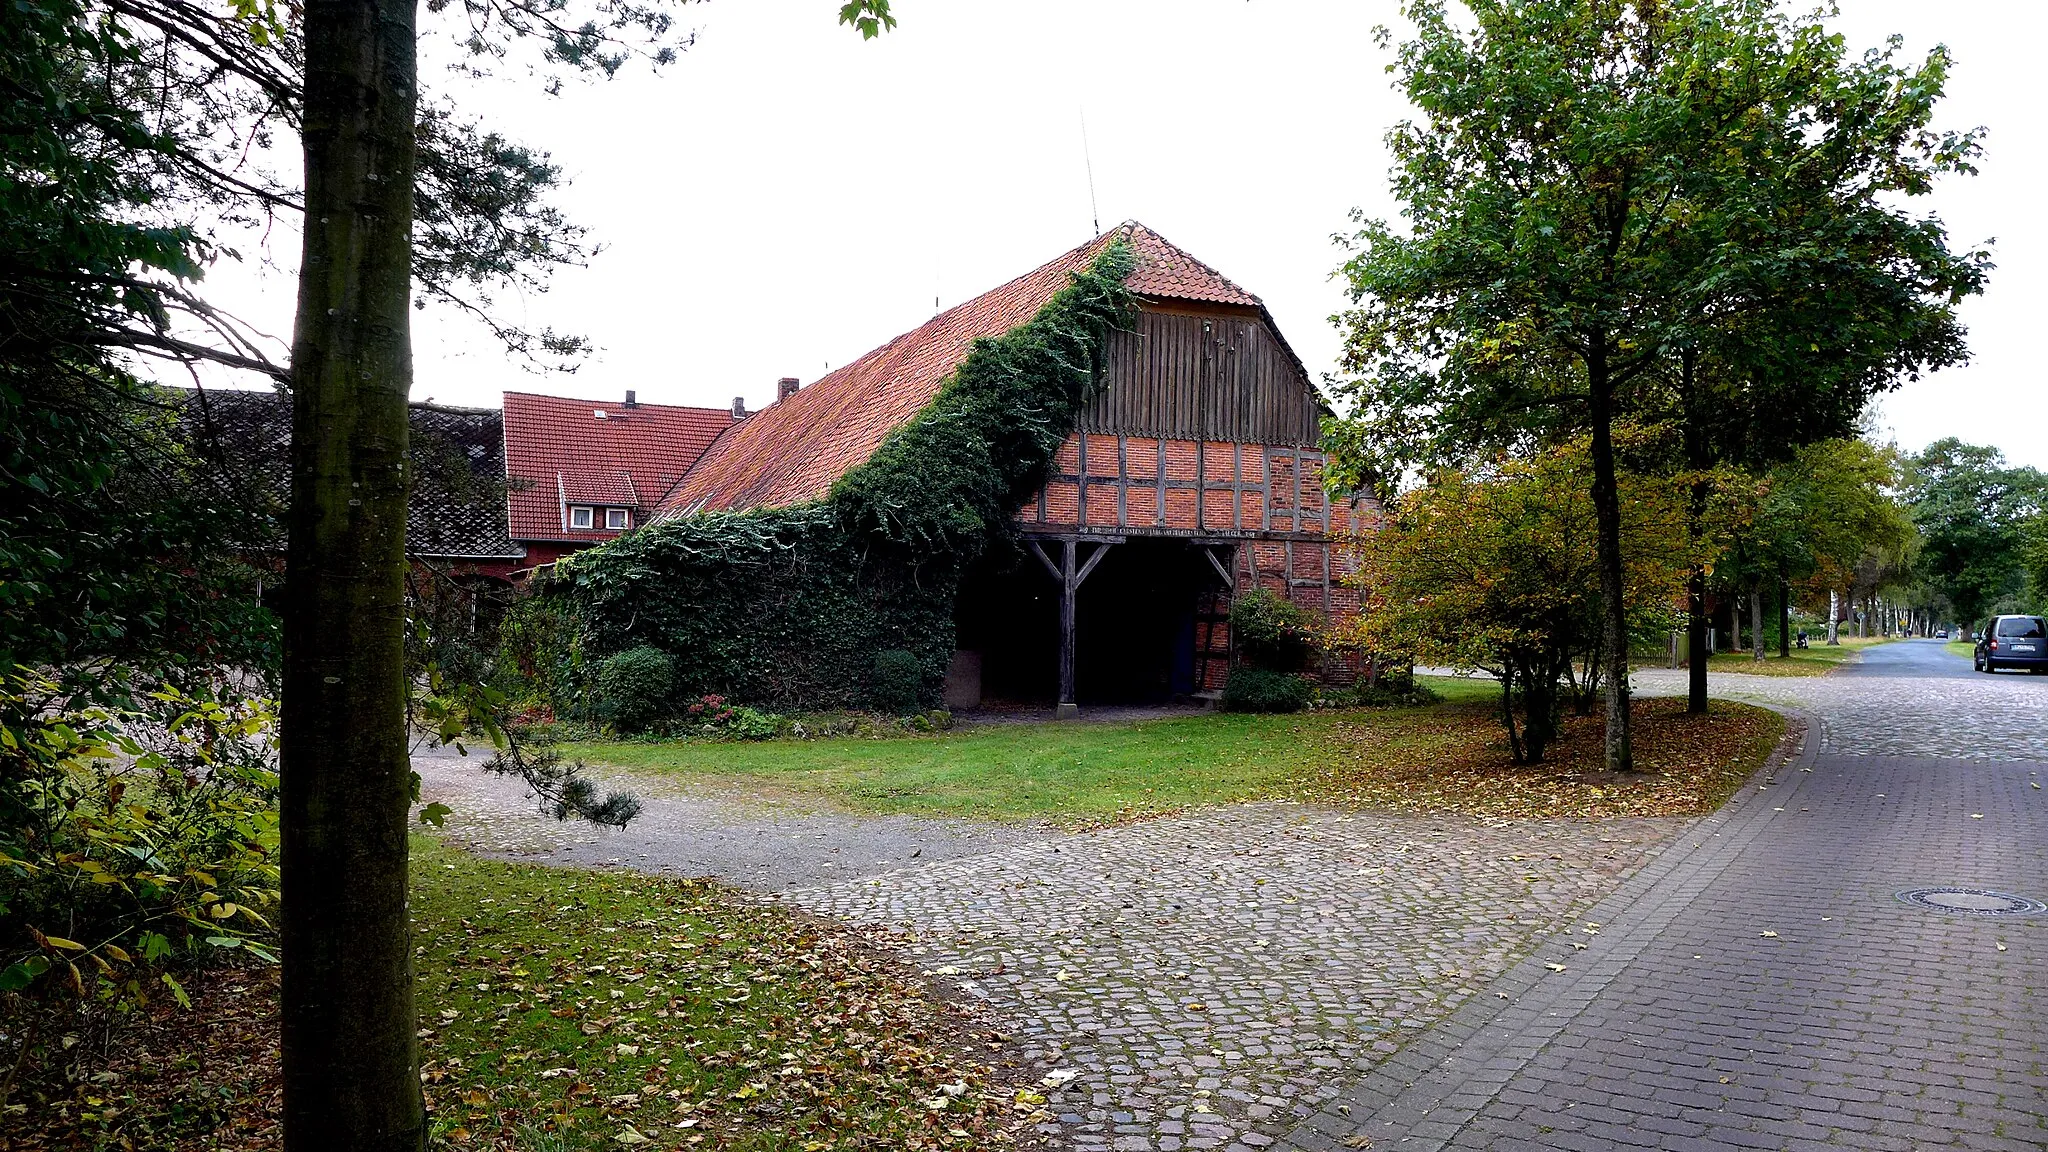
[1285,639,2048,1151]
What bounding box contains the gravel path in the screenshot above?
[413,745,1042,892]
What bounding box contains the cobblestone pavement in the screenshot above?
[1285,638,2048,1151]
[785,807,1687,1151]
[418,740,1693,1150]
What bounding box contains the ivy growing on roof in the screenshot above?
[540,242,1138,711]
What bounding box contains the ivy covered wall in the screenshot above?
[550,244,1138,711]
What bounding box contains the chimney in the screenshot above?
[731,396,747,419]
[777,376,800,402]
[623,389,638,408]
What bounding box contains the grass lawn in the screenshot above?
[9,837,1032,1152]
[1703,635,1894,677]
[1946,640,1976,662]
[567,680,1784,825]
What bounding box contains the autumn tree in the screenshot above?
[1354,447,1688,763]
[1329,0,1984,764]
[1710,438,1911,656]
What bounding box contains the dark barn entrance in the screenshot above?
[952,537,1231,710]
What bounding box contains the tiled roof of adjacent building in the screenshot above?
[657,222,1272,518]
[170,387,523,560]
[502,391,733,543]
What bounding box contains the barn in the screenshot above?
[652,223,1376,713]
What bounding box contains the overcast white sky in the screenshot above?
[196,1,2046,468]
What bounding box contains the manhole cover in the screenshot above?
[1896,887,2047,917]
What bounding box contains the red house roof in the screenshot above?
[503,391,733,543]
[657,222,1268,518]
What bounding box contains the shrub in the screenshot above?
[1231,589,1320,672]
[870,650,923,715]
[681,695,782,741]
[1,673,281,1009]
[1221,667,1313,713]
[597,646,675,733]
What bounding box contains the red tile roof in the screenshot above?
[658,222,1267,517]
[504,391,733,542]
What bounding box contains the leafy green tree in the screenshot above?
[2021,512,2048,612]
[1905,438,2048,629]
[0,2,278,686]
[1330,0,1984,766]
[275,3,894,1147]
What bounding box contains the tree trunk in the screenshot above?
[1499,664,1523,765]
[1686,564,1709,712]
[1586,342,1633,772]
[1778,570,1790,658]
[1681,351,1708,714]
[280,1,423,1149]
[1827,589,1840,644]
[1751,579,1765,663]
[1521,662,1558,764]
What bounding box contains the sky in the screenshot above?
[193,1,2047,468]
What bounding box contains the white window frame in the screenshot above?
[568,505,594,529]
[605,507,630,530]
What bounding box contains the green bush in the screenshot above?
[1221,667,1313,713]
[1231,589,1320,672]
[871,650,923,715]
[1,673,281,1009]
[597,646,675,733]
[498,586,589,718]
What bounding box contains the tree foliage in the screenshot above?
[1353,446,1689,763]
[1719,438,1912,599]
[1904,438,2048,624]
[1329,0,1986,768]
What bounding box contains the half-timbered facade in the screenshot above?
[659,223,1376,712]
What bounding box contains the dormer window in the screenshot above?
[605,508,630,530]
[569,505,594,529]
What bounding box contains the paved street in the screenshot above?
[1285,639,2048,1152]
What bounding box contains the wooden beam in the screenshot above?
[1058,540,1078,713]
[1027,538,1061,582]
[1202,544,1233,587]
[1075,540,1115,587]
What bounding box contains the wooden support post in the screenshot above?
[1058,540,1078,718]
[1029,537,1115,719]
